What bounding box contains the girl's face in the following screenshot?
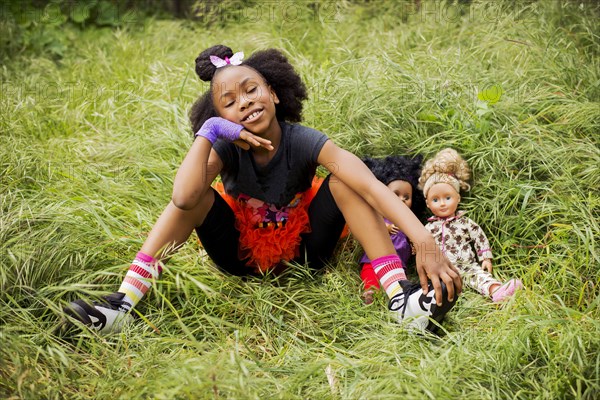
[388,180,413,209]
[426,183,460,218]
[211,66,279,136]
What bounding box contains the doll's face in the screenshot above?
[388,180,413,209]
[426,183,460,218]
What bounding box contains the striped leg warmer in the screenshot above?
[117,252,162,311]
[372,254,407,299]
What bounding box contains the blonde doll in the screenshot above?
[419,148,523,302]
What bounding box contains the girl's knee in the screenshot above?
[327,175,353,203]
[171,188,216,228]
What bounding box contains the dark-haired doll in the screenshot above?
[359,155,426,304]
[64,46,461,334]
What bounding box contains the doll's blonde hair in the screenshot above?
[418,148,471,198]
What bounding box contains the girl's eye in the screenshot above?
[248,87,256,93]
[446,196,451,200]
[225,100,234,107]
[432,198,438,202]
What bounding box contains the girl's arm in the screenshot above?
[172,123,273,210]
[172,137,223,210]
[317,140,462,304]
[172,126,273,210]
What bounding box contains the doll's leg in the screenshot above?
[462,262,526,303]
[360,263,381,290]
[461,262,502,298]
[360,262,380,305]
[491,279,524,302]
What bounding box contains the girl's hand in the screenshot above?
[414,236,462,306]
[235,129,274,151]
[196,118,273,151]
[195,117,244,144]
[482,259,493,273]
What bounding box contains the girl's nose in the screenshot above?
[239,96,253,110]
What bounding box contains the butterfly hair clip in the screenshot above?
[210,52,244,68]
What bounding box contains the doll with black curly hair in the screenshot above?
[64,45,461,335]
[359,155,426,304]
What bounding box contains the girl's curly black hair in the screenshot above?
[362,155,426,220]
[189,45,308,134]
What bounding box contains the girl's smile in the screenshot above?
[242,108,264,123]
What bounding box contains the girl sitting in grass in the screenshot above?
[418,148,523,302]
[358,155,426,305]
[64,45,461,334]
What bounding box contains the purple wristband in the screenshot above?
[195,117,243,144]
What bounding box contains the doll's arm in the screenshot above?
[481,259,493,273]
[466,218,493,262]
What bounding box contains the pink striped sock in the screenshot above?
[372,255,407,299]
[117,252,162,310]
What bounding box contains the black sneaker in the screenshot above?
[63,292,133,335]
[389,280,457,333]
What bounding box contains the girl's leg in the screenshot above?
[299,176,397,265]
[194,188,251,276]
[117,190,217,309]
[64,189,241,334]
[327,177,408,299]
[306,176,455,333]
[300,176,406,297]
[122,187,253,309]
[327,177,396,260]
[139,191,216,259]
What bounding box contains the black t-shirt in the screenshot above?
[213,122,329,207]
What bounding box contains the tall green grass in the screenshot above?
[1,1,599,398]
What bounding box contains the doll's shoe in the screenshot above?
[492,279,524,302]
[389,280,457,333]
[362,289,376,305]
[63,292,133,334]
